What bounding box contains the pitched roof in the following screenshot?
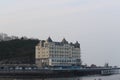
[46,37,53,42]
[61,38,68,44]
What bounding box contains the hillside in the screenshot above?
[0,38,39,64]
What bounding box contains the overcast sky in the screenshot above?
[0,0,120,66]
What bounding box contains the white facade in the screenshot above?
[35,37,81,67]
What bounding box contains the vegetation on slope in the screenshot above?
[0,38,39,64]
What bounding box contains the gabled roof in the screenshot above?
[61,38,68,44]
[75,41,80,48]
[46,37,53,42]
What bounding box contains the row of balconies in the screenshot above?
[37,54,80,58]
[51,59,80,63]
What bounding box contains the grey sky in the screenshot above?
[0,0,120,66]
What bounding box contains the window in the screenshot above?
[52,59,54,62]
[38,55,40,57]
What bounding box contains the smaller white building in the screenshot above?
[35,37,81,67]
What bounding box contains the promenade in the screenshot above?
[0,65,119,78]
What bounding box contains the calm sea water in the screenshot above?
[0,74,120,80]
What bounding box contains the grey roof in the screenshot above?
[46,37,52,42]
[38,38,80,48]
[54,42,64,46]
[61,38,68,44]
[75,41,80,48]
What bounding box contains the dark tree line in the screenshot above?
[0,38,39,64]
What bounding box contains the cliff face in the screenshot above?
[0,39,39,64]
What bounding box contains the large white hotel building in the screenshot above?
[35,37,81,67]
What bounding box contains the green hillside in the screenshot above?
[0,39,39,64]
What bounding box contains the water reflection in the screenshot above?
[0,77,82,80]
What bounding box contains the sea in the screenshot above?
[0,74,120,80]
